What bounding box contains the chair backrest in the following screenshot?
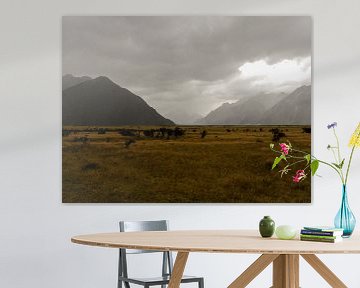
[119,220,169,254]
[118,220,174,282]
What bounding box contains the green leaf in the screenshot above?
[272,156,282,170]
[304,154,311,164]
[272,154,286,170]
[332,159,345,169]
[310,160,319,176]
[332,161,345,169]
[339,158,345,169]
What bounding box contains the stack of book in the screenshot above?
[300,226,344,243]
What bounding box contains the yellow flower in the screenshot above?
[349,122,360,147]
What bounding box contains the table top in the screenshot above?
[71,230,360,254]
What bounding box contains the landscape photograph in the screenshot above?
[62,16,312,203]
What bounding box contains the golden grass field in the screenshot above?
[62,125,311,203]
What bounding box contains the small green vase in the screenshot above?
[259,216,275,238]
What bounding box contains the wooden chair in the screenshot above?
[118,220,204,288]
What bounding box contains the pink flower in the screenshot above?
[293,170,306,183]
[279,143,290,155]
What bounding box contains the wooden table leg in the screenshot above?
[301,254,347,288]
[168,252,189,288]
[288,255,299,288]
[228,254,279,288]
[273,254,299,288]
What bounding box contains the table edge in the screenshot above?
[71,236,360,255]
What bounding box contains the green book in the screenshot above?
[300,234,339,240]
[300,236,342,243]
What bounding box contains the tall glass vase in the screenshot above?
[334,185,356,237]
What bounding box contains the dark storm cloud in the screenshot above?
[62,16,311,118]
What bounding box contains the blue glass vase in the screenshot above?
[334,185,356,237]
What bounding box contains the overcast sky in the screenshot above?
[63,16,311,121]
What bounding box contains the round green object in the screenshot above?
[275,225,297,240]
[259,216,275,238]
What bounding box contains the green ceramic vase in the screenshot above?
[259,216,275,238]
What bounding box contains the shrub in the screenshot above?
[82,163,99,171]
[302,127,311,133]
[124,139,136,148]
[73,136,89,144]
[201,130,207,139]
[62,130,71,137]
[98,128,107,134]
[119,129,136,137]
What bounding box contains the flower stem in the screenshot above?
[345,146,356,185]
[333,128,345,181]
[286,159,307,168]
[345,129,360,185]
[333,128,342,163]
[291,148,309,155]
[316,159,344,183]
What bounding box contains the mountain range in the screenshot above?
[62,74,92,90]
[62,75,174,126]
[261,85,311,125]
[198,85,311,125]
[62,74,311,126]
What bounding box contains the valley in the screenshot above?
[62,125,311,203]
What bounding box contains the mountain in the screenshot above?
[62,76,175,126]
[261,85,311,125]
[62,74,92,90]
[199,92,287,125]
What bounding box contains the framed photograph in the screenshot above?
[62,16,312,203]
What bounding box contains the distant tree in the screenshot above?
[82,162,99,171]
[302,127,311,133]
[201,130,207,139]
[166,128,174,139]
[269,128,280,134]
[73,136,89,144]
[174,127,185,137]
[143,129,154,137]
[62,130,71,137]
[159,127,168,138]
[98,128,106,134]
[124,139,136,148]
[119,129,136,137]
[269,127,287,141]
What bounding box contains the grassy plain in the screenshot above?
[62,125,311,203]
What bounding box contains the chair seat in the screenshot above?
[119,275,202,286]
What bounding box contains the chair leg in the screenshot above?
[198,278,204,288]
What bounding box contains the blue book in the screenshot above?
[302,226,343,237]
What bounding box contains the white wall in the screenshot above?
[1,0,360,287]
